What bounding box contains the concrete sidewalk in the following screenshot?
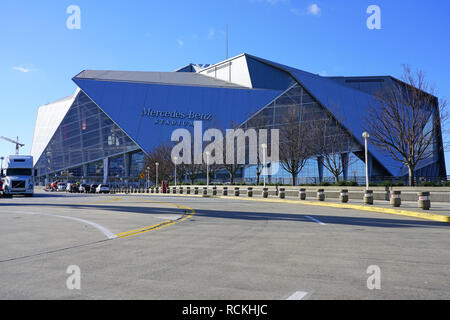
[252,193,450,216]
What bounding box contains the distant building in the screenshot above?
[31,54,446,185]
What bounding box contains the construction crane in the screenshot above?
[0,136,25,155]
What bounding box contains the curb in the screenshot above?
[113,192,450,223]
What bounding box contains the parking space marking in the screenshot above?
[286,291,309,300]
[5,210,118,240]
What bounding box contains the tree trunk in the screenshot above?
[408,166,415,187]
[292,173,297,186]
[334,174,340,184]
[256,173,260,186]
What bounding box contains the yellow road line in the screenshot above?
[214,196,450,223]
[115,199,195,239]
[122,192,449,223]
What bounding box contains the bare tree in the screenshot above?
[144,144,175,184]
[279,109,313,186]
[365,66,448,186]
[311,111,357,183]
[220,121,245,184]
[245,111,268,185]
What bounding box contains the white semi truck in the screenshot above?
[1,155,34,197]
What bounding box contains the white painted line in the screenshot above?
[286,291,309,300]
[305,215,327,225]
[7,211,118,240]
[153,216,183,221]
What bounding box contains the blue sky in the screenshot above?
[1,0,449,172]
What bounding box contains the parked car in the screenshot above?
[57,183,67,192]
[90,184,98,193]
[96,184,110,194]
[79,184,91,193]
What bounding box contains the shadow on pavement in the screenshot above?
[1,200,448,229]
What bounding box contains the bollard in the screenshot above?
[223,187,228,196]
[146,188,149,194]
[212,186,217,196]
[150,188,154,194]
[172,187,177,194]
[418,192,431,210]
[340,189,349,203]
[179,187,183,194]
[364,190,374,205]
[203,187,208,196]
[299,188,306,200]
[247,187,253,197]
[194,187,199,195]
[390,191,401,207]
[186,187,191,194]
[156,187,159,194]
[279,188,286,199]
[262,187,269,198]
[317,189,325,201]
[234,187,240,197]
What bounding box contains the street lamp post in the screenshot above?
[261,144,267,188]
[362,132,370,190]
[155,162,159,188]
[173,157,178,187]
[146,166,150,188]
[0,157,4,177]
[205,151,210,188]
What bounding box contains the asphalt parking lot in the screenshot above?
[0,190,449,300]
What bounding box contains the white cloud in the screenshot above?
[12,66,32,73]
[307,3,321,16]
[177,39,184,47]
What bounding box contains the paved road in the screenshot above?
[0,191,448,299]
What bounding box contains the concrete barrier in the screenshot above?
[299,188,306,200]
[340,189,349,203]
[364,190,374,205]
[234,187,240,197]
[279,188,285,199]
[223,187,228,196]
[418,192,431,210]
[391,191,401,207]
[317,189,325,201]
[212,186,217,196]
[247,187,253,197]
[262,187,269,198]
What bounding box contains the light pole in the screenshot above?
[155,162,159,188]
[146,166,150,188]
[173,156,178,187]
[0,156,4,177]
[205,151,210,187]
[261,144,267,188]
[362,132,370,190]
